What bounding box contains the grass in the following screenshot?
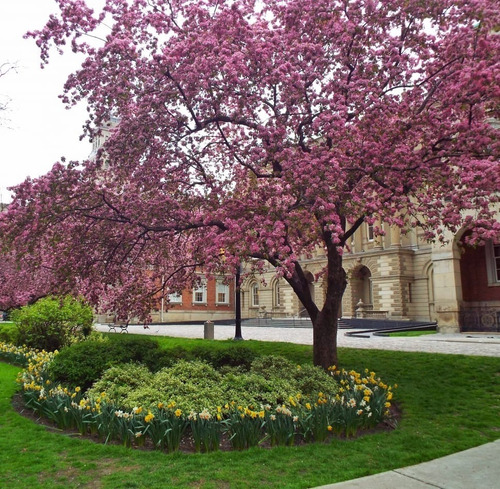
[386,330,437,337]
[1,335,499,489]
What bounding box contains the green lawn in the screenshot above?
[386,330,437,337]
[1,336,499,489]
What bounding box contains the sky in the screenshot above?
[0,1,96,204]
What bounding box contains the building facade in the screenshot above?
[240,219,500,333]
[91,120,499,332]
[150,275,236,323]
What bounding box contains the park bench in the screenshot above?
[106,320,129,333]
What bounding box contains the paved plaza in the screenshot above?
[94,322,500,357]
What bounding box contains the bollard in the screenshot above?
[204,320,214,339]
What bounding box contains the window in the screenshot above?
[486,241,500,285]
[366,222,374,241]
[273,280,282,308]
[216,280,229,304]
[251,283,259,307]
[193,280,207,304]
[168,292,182,303]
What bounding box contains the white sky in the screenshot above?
[0,0,95,203]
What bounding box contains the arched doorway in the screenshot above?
[355,266,372,305]
[458,232,500,332]
[350,265,373,314]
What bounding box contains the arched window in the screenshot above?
[366,222,374,241]
[251,283,259,307]
[273,280,282,308]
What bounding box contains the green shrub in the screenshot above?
[221,372,295,407]
[83,355,339,414]
[49,341,113,390]
[11,296,93,351]
[107,335,162,367]
[90,360,226,412]
[190,344,257,370]
[87,363,152,405]
[250,355,297,382]
[146,346,193,371]
[49,335,167,389]
[146,360,226,412]
[0,323,19,344]
[295,364,339,396]
[165,359,222,384]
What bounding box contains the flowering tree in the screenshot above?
[0,251,53,311]
[1,0,499,367]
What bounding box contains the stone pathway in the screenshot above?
[94,323,500,357]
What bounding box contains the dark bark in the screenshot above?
[313,308,340,369]
[285,245,347,369]
[313,243,347,368]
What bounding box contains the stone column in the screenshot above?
[390,226,401,247]
[373,219,383,250]
[432,246,462,333]
[359,222,366,251]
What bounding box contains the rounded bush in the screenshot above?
[91,360,226,412]
[221,372,294,407]
[49,341,113,390]
[11,295,93,351]
[82,355,339,414]
[0,323,19,344]
[107,335,162,368]
[87,363,152,405]
[294,364,338,396]
[50,335,161,389]
[250,355,297,382]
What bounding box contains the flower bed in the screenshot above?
[2,341,397,452]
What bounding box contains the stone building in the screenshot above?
[240,218,500,334]
[91,120,499,332]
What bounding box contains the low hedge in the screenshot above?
[50,337,261,391]
[87,355,339,413]
[49,336,163,390]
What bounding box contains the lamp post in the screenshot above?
[234,263,243,340]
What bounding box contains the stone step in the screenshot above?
[242,318,313,328]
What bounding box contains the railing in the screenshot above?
[459,306,500,333]
[355,302,388,319]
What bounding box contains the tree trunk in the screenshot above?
[312,244,347,369]
[285,243,347,369]
[312,308,340,369]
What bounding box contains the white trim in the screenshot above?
[216,280,230,305]
[193,280,207,304]
[366,222,374,241]
[168,292,182,304]
[485,241,500,285]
